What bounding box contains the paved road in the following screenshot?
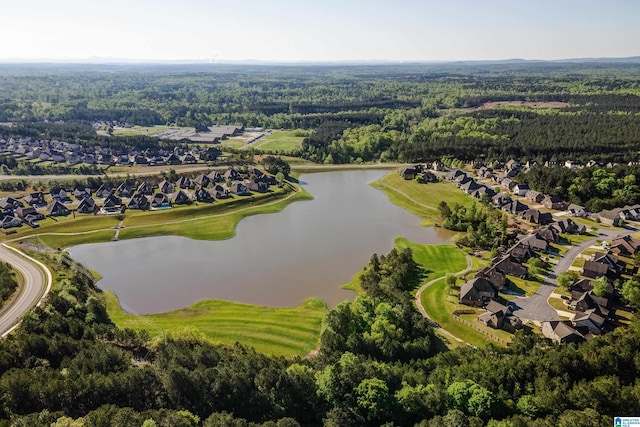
[512,227,635,322]
[0,244,52,337]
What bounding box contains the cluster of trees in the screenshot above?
[438,201,514,250]
[522,165,640,212]
[0,263,17,305]
[2,247,640,425]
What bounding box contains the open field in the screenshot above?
[396,238,467,284]
[251,130,306,152]
[371,172,474,226]
[104,291,327,357]
[111,125,174,137]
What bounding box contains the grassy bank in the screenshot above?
[252,130,306,152]
[104,291,327,357]
[371,172,474,226]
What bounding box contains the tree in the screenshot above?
[591,276,609,297]
[622,277,640,310]
[556,271,579,291]
[275,172,285,187]
[262,156,291,176]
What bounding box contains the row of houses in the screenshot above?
[0,167,278,227]
[0,136,222,167]
[596,204,640,226]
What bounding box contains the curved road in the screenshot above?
[0,244,52,337]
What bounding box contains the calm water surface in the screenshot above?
[68,170,455,313]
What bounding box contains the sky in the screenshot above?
[1,0,639,62]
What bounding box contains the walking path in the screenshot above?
[415,255,473,345]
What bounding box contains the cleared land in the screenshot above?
[104,291,327,357]
[251,130,306,152]
[371,172,474,226]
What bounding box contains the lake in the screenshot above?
[68,170,455,313]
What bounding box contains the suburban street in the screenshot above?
[513,226,635,321]
[0,244,52,337]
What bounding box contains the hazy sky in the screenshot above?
[2,0,638,62]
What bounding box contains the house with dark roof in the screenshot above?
[525,190,545,203]
[541,321,585,344]
[502,200,529,215]
[550,218,586,235]
[543,195,568,210]
[567,204,588,218]
[573,311,606,337]
[537,226,560,243]
[76,197,97,214]
[583,251,625,279]
[459,277,498,307]
[421,171,438,183]
[1,197,25,212]
[137,181,154,195]
[115,182,134,198]
[175,176,195,190]
[211,185,230,199]
[193,174,211,187]
[73,184,91,200]
[460,179,480,194]
[170,190,191,205]
[1,215,21,229]
[23,192,46,207]
[475,266,506,290]
[493,255,527,277]
[478,300,522,332]
[520,208,553,225]
[182,153,197,164]
[513,183,529,196]
[46,200,70,216]
[158,180,175,194]
[507,242,534,263]
[101,193,123,213]
[128,194,150,210]
[446,169,465,181]
[228,182,251,196]
[247,181,269,193]
[50,187,71,203]
[399,167,418,180]
[596,208,623,226]
[431,160,445,171]
[519,233,549,252]
[95,184,113,199]
[207,171,223,183]
[609,235,640,256]
[224,168,241,181]
[194,188,214,203]
[151,193,171,209]
[15,206,44,221]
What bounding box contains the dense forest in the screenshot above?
[0,248,638,426]
[3,63,640,165]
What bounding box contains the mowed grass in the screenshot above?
[104,291,327,357]
[252,130,306,152]
[119,189,312,241]
[2,215,122,246]
[341,238,467,295]
[371,172,474,226]
[420,279,492,347]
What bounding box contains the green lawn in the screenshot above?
[104,291,327,357]
[371,173,474,226]
[503,276,541,300]
[396,238,467,284]
[252,130,306,152]
[420,279,493,347]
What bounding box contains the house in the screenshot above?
[115,182,134,198]
[228,182,251,196]
[492,193,512,209]
[1,215,21,229]
[101,193,123,213]
[136,181,154,195]
[182,153,197,164]
[571,291,611,318]
[582,251,624,279]
[455,175,472,187]
[211,185,230,199]
[247,181,269,193]
[50,187,71,203]
[471,185,496,200]
[566,204,588,218]
[459,277,498,307]
[0,197,24,212]
[474,266,506,290]
[170,190,191,205]
[46,200,70,217]
[199,147,222,161]
[175,176,195,190]
[493,255,527,277]
[520,208,553,225]
[502,200,529,215]
[95,184,113,199]
[420,171,438,183]
[477,166,493,178]
[165,153,181,165]
[193,174,211,187]
[597,208,623,226]
[73,184,91,200]
[541,321,585,344]
[431,160,445,171]
[194,188,215,203]
[207,171,223,183]
[500,177,517,191]
[460,179,480,194]
[507,242,534,263]
[572,311,606,337]
[551,218,586,235]
[513,183,529,196]
[446,169,465,181]
[537,226,560,243]
[542,195,567,210]
[478,300,522,332]
[525,190,545,204]
[224,168,241,181]
[23,192,46,207]
[609,235,640,256]
[76,197,97,214]
[399,167,418,180]
[128,193,150,210]
[519,233,549,252]
[15,206,44,221]
[151,193,171,209]
[158,180,175,194]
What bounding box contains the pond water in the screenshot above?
[68,170,456,314]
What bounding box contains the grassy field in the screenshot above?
[111,125,174,137]
[396,238,467,284]
[420,279,493,347]
[371,172,474,226]
[103,291,327,357]
[502,276,542,300]
[252,130,306,152]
